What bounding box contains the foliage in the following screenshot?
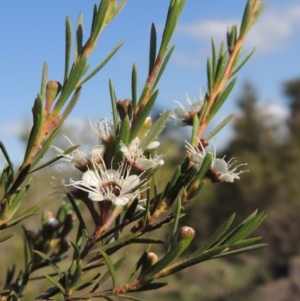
[0,0,267,300]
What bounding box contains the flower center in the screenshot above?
[100,181,121,197]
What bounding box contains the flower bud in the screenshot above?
[140,252,158,275]
[179,226,195,240]
[117,99,132,120]
[45,80,62,112]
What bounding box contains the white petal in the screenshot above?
[212,158,228,173]
[147,141,160,149]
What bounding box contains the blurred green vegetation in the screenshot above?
[1,76,300,300]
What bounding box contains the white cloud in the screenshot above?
[176,4,300,55]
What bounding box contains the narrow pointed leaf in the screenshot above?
[153,44,175,89]
[231,47,255,77]
[90,0,109,42]
[130,90,158,143]
[132,282,168,292]
[223,213,266,245]
[99,250,116,288]
[168,197,181,252]
[131,64,138,112]
[0,234,14,242]
[40,62,48,100]
[45,275,66,295]
[75,13,84,62]
[149,23,157,75]
[54,56,87,113]
[206,114,234,141]
[192,213,235,257]
[64,17,72,82]
[214,52,228,87]
[207,58,213,94]
[209,77,237,121]
[158,0,186,55]
[29,144,80,173]
[191,114,199,146]
[240,0,251,36]
[78,41,124,87]
[211,38,217,76]
[65,191,88,237]
[139,110,171,149]
[0,141,14,175]
[90,233,140,254]
[109,79,119,130]
[34,251,62,277]
[212,243,268,259]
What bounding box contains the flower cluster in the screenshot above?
[186,139,248,183]
[171,89,205,126]
[53,117,163,208]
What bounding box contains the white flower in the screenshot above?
[89,118,115,142]
[186,139,247,183]
[120,137,164,171]
[52,135,105,170]
[171,89,204,126]
[65,162,145,206]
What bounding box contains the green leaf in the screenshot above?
[131,282,168,292]
[90,233,140,254]
[214,52,228,87]
[73,273,101,291]
[40,62,48,100]
[206,114,234,141]
[23,94,43,164]
[143,227,194,281]
[78,41,124,87]
[90,0,109,42]
[209,77,237,121]
[45,275,66,295]
[212,243,268,259]
[207,57,213,94]
[211,38,217,77]
[190,115,200,146]
[240,0,251,36]
[139,110,171,149]
[131,64,138,112]
[168,196,181,252]
[54,56,87,113]
[34,250,62,277]
[130,90,158,143]
[158,0,186,56]
[0,233,14,242]
[29,144,80,173]
[192,213,235,256]
[149,23,157,75]
[64,17,72,82]
[153,44,175,89]
[75,12,84,62]
[69,260,83,287]
[124,249,150,284]
[65,191,88,238]
[99,250,117,288]
[222,212,266,245]
[231,47,255,77]
[109,79,119,130]
[161,245,227,278]
[197,153,213,181]
[114,115,130,167]
[91,252,123,292]
[0,203,40,230]
[69,240,81,261]
[0,141,14,176]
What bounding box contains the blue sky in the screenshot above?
[1,0,299,166]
